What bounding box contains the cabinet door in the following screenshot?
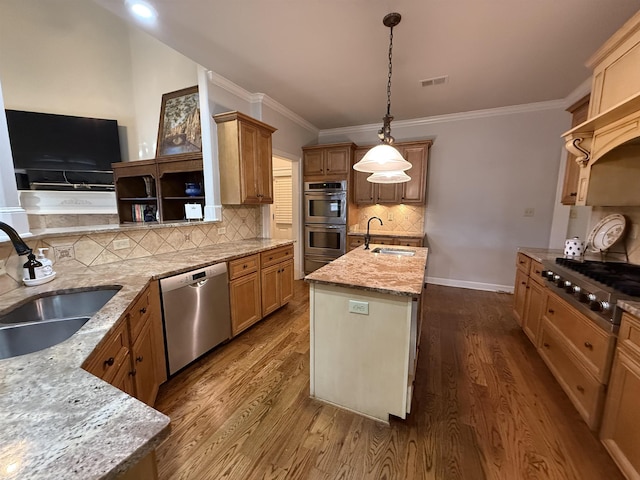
[303,150,324,176]
[279,259,294,306]
[261,264,281,317]
[513,269,528,326]
[394,238,423,247]
[600,349,640,478]
[353,148,375,204]
[111,352,136,397]
[561,96,589,205]
[131,319,159,406]
[400,144,428,204]
[325,147,350,175]
[376,183,400,204]
[256,127,273,203]
[230,272,262,336]
[239,121,260,203]
[523,280,545,346]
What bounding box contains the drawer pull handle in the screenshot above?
[243,265,248,269]
[136,356,144,363]
[584,341,593,350]
[576,385,585,393]
[104,357,115,366]
[140,307,147,314]
[269,257,273,261]
[129,369,137,376]
[548,309,555,314]
[543,343,550,348]
[521,281,527,285]
[519,261,526,264]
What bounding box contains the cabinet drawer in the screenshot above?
[229,254,259,280]
[544,292,614,382]
[348,235,365,249]
[371,236,395,245]
[529,260,545,285]
[83,320,130,384]
[394,237,422,247]
[516,252,531,273]
[539,321,605,430]
[128,284,154,343]
[261,245,293,268]
[619,312,640,359]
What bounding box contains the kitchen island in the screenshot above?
[305,245,428,422]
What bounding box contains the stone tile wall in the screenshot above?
[0,205,261,295]
[352,204,425,234]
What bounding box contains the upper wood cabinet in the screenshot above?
[353,141,431,205]
[214,111,277,205]
[560,95,590,205]
[302,143,355,179]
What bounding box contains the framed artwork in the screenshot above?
[155,86,202,159]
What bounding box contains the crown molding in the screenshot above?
[562,78,591,109]
[206,71,318,134]
[319,99,566,138]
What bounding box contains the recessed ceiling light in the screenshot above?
[125,0,157,20]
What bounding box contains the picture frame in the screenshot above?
[155,86,202,159]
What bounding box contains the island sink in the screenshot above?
[371,247,415,256]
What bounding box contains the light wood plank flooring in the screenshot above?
[154,281,623,480]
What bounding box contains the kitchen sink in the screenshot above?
[0,316,91,360]
[0,287,121,325]
[0,287,121,360]
[371,247,415,256]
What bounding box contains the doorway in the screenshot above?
[270,157,293,240]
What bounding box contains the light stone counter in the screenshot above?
[304,244,428,296]
[0,238,293,480]
[617,299,640,318]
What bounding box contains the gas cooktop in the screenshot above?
[555,258,640,296]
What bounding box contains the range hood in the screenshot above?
[562,10,640,206]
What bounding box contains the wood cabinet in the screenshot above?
[228,244,294,336]
[352,141,431,205]
[302,143,355,179]
[513,268,529,326]
[561,95,590,205]
[83,281,166,407]
[347,234,426,252]
[112,156,204,224]
[214,111,276,205]
[261,245,294,317]
[600,312,640,479]
[228,254,262,336]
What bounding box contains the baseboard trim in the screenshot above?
[426,276,514,294]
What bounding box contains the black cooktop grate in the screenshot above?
[555,257,640,297]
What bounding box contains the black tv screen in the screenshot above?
[5,109,122,173]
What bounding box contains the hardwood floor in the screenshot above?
[154,281,623,480]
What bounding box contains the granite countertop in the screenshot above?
[305,244,428,296]
[0,238,293,480]
[347,229,425,238]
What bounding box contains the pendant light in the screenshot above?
[353,12,412,182]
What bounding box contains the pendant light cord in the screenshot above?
[387,25,393,117]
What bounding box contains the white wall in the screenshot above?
[321,105,568,291]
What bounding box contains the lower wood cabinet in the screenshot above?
[228,244,294,337]
[347,234,425,252]
[600,312,640,479]
[522,279,545,346]
[83,281,166,407]
[513,268,529,326]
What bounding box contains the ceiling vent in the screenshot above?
[421,75,449,87]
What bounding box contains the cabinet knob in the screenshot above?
[576,385,585,393]
[584,341,593,350]
[521,281,527,285]
[543,343,550,348]
[140,307,147,314]
[104,357,115,367]
[243,264,248,269]
[269,257,273,261]
[570,192,577,197]
[129,369,137,376]
[136,355,144,363]
[548,309,555,314]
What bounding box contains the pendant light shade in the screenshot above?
[353,144,411,173]
[367,170,411,183]
[352,12,411,180]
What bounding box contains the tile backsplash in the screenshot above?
[351,204,425,234]
[0,205,261,295]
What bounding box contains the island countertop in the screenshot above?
[304,244,428,297]
[0,238,293,480]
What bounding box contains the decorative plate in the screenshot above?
[587,214,626,252]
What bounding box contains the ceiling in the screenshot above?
[92,0,639,130]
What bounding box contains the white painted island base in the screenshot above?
[309,283,421,423]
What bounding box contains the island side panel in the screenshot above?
[309,283,413,422]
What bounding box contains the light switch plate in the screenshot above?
[113,238,130,250]
[218,227,226,234]
[348,300,369,315]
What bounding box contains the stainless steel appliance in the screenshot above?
[303,180,348,274]
[304,181,347,224]
[160,262,231,375]
[540,257,640,326]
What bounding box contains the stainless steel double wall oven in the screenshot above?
[304,180,347,273]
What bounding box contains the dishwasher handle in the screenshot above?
[159,262,227,293]
[188,279,209,288]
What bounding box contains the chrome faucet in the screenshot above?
[0,221,41,279]
[364,216,383,250]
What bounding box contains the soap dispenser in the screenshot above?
[36,248,54,277]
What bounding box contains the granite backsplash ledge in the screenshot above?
[0,205,261,295]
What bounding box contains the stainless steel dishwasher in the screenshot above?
[159,262,231,375]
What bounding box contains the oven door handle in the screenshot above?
[308,225,345,229]
[304,192,346,198]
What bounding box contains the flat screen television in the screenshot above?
[5,109,122,190]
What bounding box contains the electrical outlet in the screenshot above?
[524,208,535,217]
[184,233,191,242]
[348,300,369,315]
[0,260,6,276]
[631,224,640,240]
[387,211,394,222]
[218,227,226,234]
[112,238,130,250]
[569,209,578,219]
[54,245,75,261]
